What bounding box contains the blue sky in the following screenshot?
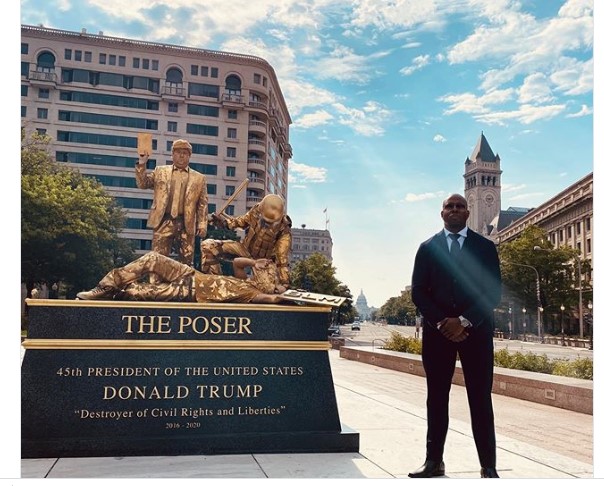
[18,0,596,308]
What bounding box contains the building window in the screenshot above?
[576,222,581,235]
[37,108,48,119]
[65,49,72,60]
[207,184,217,195]
[75,50,82,61]
[38,88,50,99]
[152,60,159,70]
[254,73,261,84]
[559,229,564,241]
[225,185,235,196]
[167,121,177,132]
[133,57,140,68]
[21,85,28,97]
[119,56,126,67]
[567,227,572,238]
[587,239,591,253]
[142,58,150,70]
[21,106,26,117]
[226,205,235,216]
[228,110,237,120]
[99,53,107,64]
[36,128,47,135]
[226,147,237,158]
[210,67,218,78]
[226,166,236,177]
[168,103,178,113]
[109,55,116,65]
[21,43,29,54]
[586,217,591,231]
[262,76,267,87]
[84,51,92,62]
[200,66,208,76]
[191,65,198,76]
[227,128,237,139]
[577,242,581,253]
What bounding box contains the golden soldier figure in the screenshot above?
[136,139,208,267]
[202,194,292,290]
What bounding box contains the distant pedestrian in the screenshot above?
[409,193,502,478]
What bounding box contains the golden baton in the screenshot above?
[217,178,249,217]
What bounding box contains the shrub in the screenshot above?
[383,331,422,355]
[382,334,592,381]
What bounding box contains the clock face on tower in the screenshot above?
[484,193,495,206]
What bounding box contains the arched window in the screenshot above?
[166,67,183,85]
[225,74,241,94]
[36,51,55,72]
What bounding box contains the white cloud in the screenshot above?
[399,54,430,76]
[566,104,592,118]
[332,101,393,136]
[401,41,421,48]
[473,103,567,125]
[502,183,527,193]
[312,45,391,84]
[439,88,515,115]
[293,110,334,128]
[447,0,593,94]
[288,160,328,184]
[517,73,554,104]
[550,58,593,96]
[349,0,438,30]
[433,134,446,143]
[404,192,445,202]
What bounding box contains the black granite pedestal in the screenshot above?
[21,299,359,458]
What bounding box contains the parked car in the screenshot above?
[327,324,341,336]
[351,321,361,331]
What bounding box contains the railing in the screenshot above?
[161,85,185,96]
[248,140,265,146]
[29,70,58,83]
[249,120,267,129]
[247,158,265,166]
[248,100,268,111]
[222,93,244,103]
[246,196,263,204]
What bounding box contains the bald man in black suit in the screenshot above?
[409,193,502,478]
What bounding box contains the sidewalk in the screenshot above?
[20,348,594,479]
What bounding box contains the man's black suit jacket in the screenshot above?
[411,228,502,331]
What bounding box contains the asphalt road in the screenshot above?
[337,321,593,361]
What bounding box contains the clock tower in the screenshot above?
[464,132,502,234]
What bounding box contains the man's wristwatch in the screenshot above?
[459,317,472,328]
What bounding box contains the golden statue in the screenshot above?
[76,251,284,305]
[202,194,292,288]
[136,139,208,267]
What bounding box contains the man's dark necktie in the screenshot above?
[449,233,461,259]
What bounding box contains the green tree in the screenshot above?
[498,225,587,335]
[290,253,340,294]
[21,131,133,298]
[290,253,356,324]
[378,290,416,325]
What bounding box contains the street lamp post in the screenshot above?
[522,307,527,341]
[502,261,542,340]
[560,304,566,346]
[587,301,593,350]
[534,246,583,339]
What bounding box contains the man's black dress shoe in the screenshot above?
[480,467,500,478]
[408,460,445,478]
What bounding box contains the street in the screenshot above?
[338,321,593,361]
